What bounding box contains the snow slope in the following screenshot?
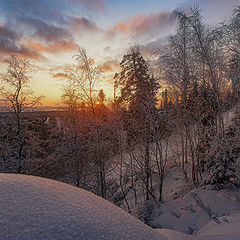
[1,174,240,240]
[197,213,240,240]
[0,174,168,240]
[150,188,240,234]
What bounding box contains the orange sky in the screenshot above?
[0,0,238,106]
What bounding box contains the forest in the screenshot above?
[1,6,240,228]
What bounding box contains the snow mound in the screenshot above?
[2,174,240,240]
[197,213,240,240]
[0,174,168,240]
[150,188,240,234]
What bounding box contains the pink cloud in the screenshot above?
[101,59,120,72]
[52,73,68,79]
[21,39,77,54]
[71,17,101,34]
[105,11,175,40]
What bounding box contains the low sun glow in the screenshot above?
[0,1,240,239]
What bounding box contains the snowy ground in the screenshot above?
[116,105,240,239]
[0,174,165,240]
[150,188,240,234]
[197,213,240,240]
[1,174,240,240]
[157,214,240,240]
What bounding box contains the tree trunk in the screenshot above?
[145,139,150,201]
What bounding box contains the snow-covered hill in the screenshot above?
[1,174,240,240]
[0,174,167,240]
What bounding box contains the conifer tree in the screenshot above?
[115,45,159,201]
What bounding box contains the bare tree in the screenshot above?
[217,6,240,56]
[157,10,200,185]
[217,7,240,95]
[150,114,171,202]
[60,48,120,199]
[66,47,103,113]
[157,7,228,186]
[0,55,43,173]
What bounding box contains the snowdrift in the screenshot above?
[198,213,240,240]
[0,174,167,240]
[150,188,240,235]
[1,174,240,240]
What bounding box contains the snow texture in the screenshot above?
[1,173,240,240]
[150,188,240,235]
[198,213,240,240]
[0,174,167,240]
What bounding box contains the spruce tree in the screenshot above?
[115,46,159,201]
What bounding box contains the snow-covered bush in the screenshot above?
[203,110,240,189]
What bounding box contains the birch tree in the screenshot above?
[0,55,43,173]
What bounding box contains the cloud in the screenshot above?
[101,59,120,72]
[1,15,79,58]
[0,22,74,60]
[105,11,176,42]
[49,64,74,72]
[0,42,44,60]
[1,0,66,26]
[52,73,68,79]
[0,25,18,40]
[0,0,106,61]
[71,17,101,34]
[18,16,71,43]
[0,1,77,59]
[0,25,44,60]
[141,36,171,56]
[22,39,77,54]
[71,0,105,11]
[34,24,70,43]
[104,46,112,52]
[106,14,145,38]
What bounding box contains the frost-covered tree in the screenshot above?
[203,108,240,189]
[204,139,239,189]
[216,6,240,97]
[157,7,228,186]
[157,11,194,177]
[229,54,240,94]
[115,45,159,201]
[57,48,120,199]
[0,56,43,173]
[218,6,240,57]
[66,47,103,114]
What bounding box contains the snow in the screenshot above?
[1,173,240,240]
[197,213,240,240]
[161,165,191,201]
[150,188,240,234]
[0,174,168,240]
[156,229,195,240]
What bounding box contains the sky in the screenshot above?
[0,0,239,106]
